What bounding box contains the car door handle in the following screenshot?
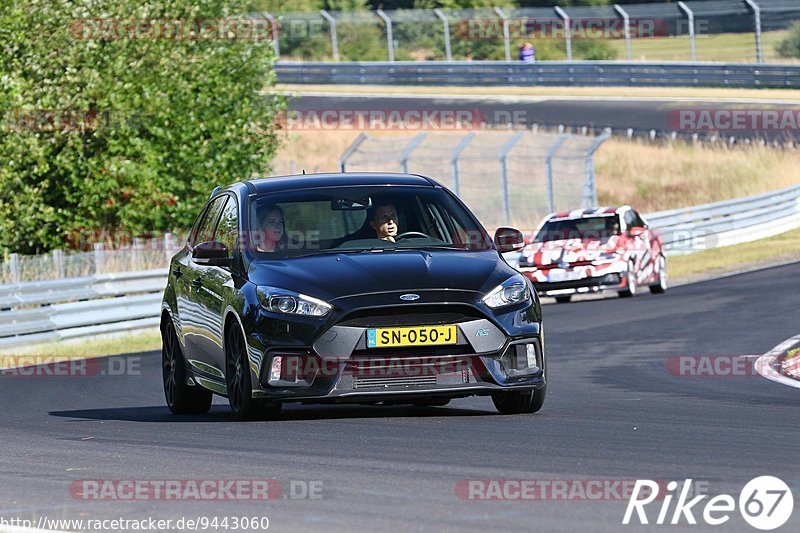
[172,267,183,278]
[192,278,202,288]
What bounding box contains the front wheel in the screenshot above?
[225,326,281,421]
[162,318,212,415]
[619,264,638,298]
[491,386,546,415]
[650,256,668,294]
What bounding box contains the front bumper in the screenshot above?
[247,301,545,403]
[519,262,627,297]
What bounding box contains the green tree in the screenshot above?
[777,21,800,59]
[0,0,285,254]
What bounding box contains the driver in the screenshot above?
[368,202,399,242]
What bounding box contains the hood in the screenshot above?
[522,235,622,265]
[247,249,513,302]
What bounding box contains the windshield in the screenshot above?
[246,185,493,258]
[534,215,621,243]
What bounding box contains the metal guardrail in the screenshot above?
[275,61,800,89]
[646,184,800,256]
[0,269,166,348]
[1,186,798,348]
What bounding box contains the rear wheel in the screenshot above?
[162,317,212,415]
[491,386,546,415]
[619,263,638,298]
[225,325,281,421]
[650,256,668,294]
[554,295,571,304]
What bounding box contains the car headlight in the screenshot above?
[482,275,531,309]
[256,286,332,317]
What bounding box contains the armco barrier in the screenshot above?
[275,61,800,89]
[1,186,799,348]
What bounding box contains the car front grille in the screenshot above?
[335,355,476,391]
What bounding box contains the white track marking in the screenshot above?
[754,334,800,389]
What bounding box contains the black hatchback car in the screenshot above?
[161,173,546,420]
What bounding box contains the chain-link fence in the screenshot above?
[339,130,610,231]
[265,1,800,64]
[0,234,183,284]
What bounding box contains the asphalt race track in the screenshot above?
[290,94,800,142]
[1,262,798,532]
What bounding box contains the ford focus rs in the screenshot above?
[517,206,667,303]
[161,173,546,420]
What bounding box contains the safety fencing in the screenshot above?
[1,185,798,348]
[274,61,800,89]
[261,1,800,64]
[339,130,609,230]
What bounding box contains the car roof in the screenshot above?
[548,206,628,220]
[241,172,438,195]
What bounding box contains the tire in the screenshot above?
[162,318,212,415]
[412,398,451,407]
[619,263,638,298]
[554,295,571,304]
[650,255,668,294]
[491,386,546,415]
[225,325,282,421]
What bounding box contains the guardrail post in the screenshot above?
[262,12,280,60]
[614,4,632,61]
[9,253,20,283]
[545,134,570,213]
[164,233,175,262]
[450,132,476,197]
[554,6,572,62]
[434,9,452,62]
[499,131,525,225]
[399,133,428,174]
[52,249,64,278]
[93,243,105,274]
[677,2,697,62]
[376,10,395,62]
[320,10,339,62]
[744,0,763,64]
[583,129,612,208]
[493,7,511,62]
[339,132,369,172]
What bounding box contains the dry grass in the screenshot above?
[669,227,800,282]
[278,84,800,103]
[595,140,800,212]
[272,130,800,214]
[0,328,161,358]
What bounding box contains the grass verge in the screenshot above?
[278,84,800,102]
[669,227,800,283]
[0,328,161,359]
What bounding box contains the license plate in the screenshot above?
[366,325,457,349]
[549,270,582,282]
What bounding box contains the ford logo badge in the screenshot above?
[399,294,420,301]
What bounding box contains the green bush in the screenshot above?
[777,21,800,59]
[0,0,286,254]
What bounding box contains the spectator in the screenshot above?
[519,42,535,62]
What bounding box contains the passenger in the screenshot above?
[368,202,399,242]
[256,205,287,252]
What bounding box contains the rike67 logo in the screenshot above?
[624,477,794,530]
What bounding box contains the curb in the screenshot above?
[754,334,800,389]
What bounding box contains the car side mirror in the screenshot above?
[192,240,230,267]
[494,227,525,253]
[629,226,646,237]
